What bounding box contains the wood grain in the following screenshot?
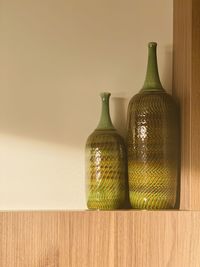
[173,0,200,209]
[0,211,200,267]
[191,0,200,210]
[0,212,59,267]
[173,0,192,210]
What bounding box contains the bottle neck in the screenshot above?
[141,42,164,92]
[96,92,115,130]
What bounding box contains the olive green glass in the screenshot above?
[127,42,180,209]
[86,92,127,210]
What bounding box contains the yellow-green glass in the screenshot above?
[86,93,127,210]
[127,43,180,209]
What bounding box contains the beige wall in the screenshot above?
[0,0,173,209]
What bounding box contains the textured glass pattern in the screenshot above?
[86,131,127,209]
[127,92,179,209]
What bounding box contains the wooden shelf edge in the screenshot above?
[1,209,200,266]
[0,209,199,215]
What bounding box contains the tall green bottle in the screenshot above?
[86,92,127,210]
[127,42,180,209]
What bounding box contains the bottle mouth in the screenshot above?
[148,42,157,48]
[100,92,111,100]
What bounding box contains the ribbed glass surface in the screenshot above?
[127,92,179,209]
[86,131,127,209]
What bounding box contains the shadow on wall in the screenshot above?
[0,88,129,148]
[161,44,173,92]
[0,45,172,148]
[0,0,173,149]
[111,97,128,138]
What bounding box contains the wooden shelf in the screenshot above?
[0,210,200,266]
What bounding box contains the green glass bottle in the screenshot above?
[86,92,127,210]
[127,42,180,209]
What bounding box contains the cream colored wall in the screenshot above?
[0,0,173,209]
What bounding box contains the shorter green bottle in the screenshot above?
[85,92,127,210]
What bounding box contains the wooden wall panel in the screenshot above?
[0,211,200,267]
[173,0,200,209]
[173,0,192,210]
[191,0,200,210]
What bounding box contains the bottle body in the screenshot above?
[86,130,127,209]
[85,92,127,210]
[127,92,179,209]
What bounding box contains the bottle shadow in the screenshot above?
[111,97,129,138]
[111,96,132,209]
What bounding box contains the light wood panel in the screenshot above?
[191,0,200,210]
[173,0,200,209]
[173,0,192,210]
[0,212,60,267]
[1,211,200,267]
